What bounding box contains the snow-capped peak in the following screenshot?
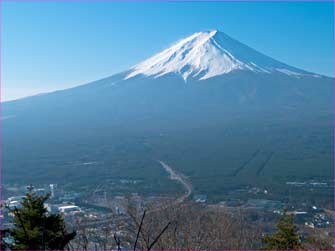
[125,30,318,81]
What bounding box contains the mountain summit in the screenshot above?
[126,30,318,81]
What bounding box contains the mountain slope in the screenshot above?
[2,30,333,201]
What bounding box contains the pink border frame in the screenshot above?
[0,0,333,250]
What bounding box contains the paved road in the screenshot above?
[158,160,192,203]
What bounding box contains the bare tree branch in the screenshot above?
[134,209,146,251]
[148,221,171,251]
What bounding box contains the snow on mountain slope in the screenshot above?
[126,30,319,81]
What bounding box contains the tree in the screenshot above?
[9,186,76,250]
[262,212,302,250]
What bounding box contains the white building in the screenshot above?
[58,205,81,215]
[49,184,55,198]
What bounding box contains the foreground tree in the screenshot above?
[262,212,302,250]
[9,186,76,250]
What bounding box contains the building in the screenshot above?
[45,203,81,215]
[49,184,55,198]
[58,205,81,215]
[6,196,25,210]
[193,194,207,203]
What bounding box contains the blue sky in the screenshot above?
[1,1,334,101]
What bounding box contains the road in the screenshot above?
[158,160,192,203]
[78,161,193,227]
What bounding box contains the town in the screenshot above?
[2,179,333,249]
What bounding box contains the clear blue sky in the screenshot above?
[1,1,334,101]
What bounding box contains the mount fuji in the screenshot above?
[126,30,317,81]
[2,30,333,195]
